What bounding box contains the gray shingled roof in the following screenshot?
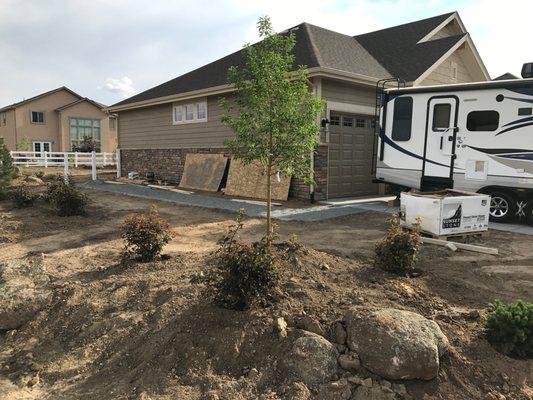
[113,13,462,108]
[354,12,464,82]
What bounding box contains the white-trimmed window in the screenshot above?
[109,117,117,130]
[173,99,207,124]
[70,118,101,150]
[1,112,6,126]
[31,111,45,124]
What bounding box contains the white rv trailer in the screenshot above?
[375,75,533,223]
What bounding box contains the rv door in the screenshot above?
[422,96,458,186]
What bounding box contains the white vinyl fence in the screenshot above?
[10,151,116,168]
[10,150,120,181]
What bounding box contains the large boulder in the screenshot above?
[285,331,339,386]
[344,308,449,380]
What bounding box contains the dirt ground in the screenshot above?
[0,179,532,399]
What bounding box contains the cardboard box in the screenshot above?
[400,190,490,236]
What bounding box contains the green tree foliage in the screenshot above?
[220,16,324,243]
[0,138,15,199]
[486,300,532,359]
[16,137,30,151]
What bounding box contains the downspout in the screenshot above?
[310,77,322,203]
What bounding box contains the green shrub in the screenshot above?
[486,300,532,359]
[374,215,421,276]
[192,210,281,310]
[46,179,88,216]
[0,139,15,200]
[10,185,38,208]
[121,205,173,261]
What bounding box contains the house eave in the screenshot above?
[108,68,391,113]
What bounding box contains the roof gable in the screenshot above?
[55,97,107,112]
[354,12,466,82]
[0,87,83,113]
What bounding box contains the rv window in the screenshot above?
[432,104,451,131]
[391,97,413,141]
[466,111,499,131]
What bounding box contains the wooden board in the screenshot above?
[225,159,291,201]
[179,153,228,192]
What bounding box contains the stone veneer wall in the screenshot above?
[120,146,329,201]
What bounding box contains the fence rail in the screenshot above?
[10,151,116,167]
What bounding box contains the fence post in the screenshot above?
[75,152,79,168]
[44,151,48,168]
[116,149,121,178]
[63,153,69,183]
[91,151,97,181]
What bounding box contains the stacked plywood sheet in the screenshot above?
[225,159,291,201]
[179,153,228,192]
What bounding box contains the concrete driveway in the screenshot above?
[80,181,533,235]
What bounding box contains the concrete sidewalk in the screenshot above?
[80,181,394,222]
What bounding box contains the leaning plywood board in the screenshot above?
[179,153,228,192]
[225,159,291,201]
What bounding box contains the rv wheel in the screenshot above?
[488,192,516,223]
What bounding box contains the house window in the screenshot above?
[450,61,458,82]
[70,118,101,150]
[391,96,413,141]
[33,141,52,156]
[109,117,117,130]
[330,115,340,126]
[432,104,451,131]
[343,117,353,127]
[466,110,499,131]
[356,118,365,128]
[1,113,6,125]
[197,102,206,119]
[31,111,45,124]
[173,100,207,124]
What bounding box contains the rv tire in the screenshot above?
[488,191,516,223]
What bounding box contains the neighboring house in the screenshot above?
[109,11,490,200]
[493,73,519,81]
[0,87,117,153]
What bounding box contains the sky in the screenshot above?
[0,0,530,107]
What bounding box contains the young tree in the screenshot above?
[221,16,324,244]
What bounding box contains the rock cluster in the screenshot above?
[281,306,449,399]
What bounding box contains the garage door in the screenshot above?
[328,113,378,198]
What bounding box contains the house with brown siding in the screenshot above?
[109,12,490,200]
[0,87,117,153]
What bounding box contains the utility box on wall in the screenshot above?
[400,190,490,236]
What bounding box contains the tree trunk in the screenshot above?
[266,162,272,247]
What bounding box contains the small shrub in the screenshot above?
[192,210,282,310]
[72,136,100,153]
[374,215,421,276]
[10,185,38,208]
[46,179,88,216]
[42,173,60,182]
[486,300,532,359]
[121,205,173,261]
[0,139,15,200]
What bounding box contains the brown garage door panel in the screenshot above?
[328,113,378,198]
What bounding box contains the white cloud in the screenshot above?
[102,77,136,98]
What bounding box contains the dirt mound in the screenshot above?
[0,242,531,400]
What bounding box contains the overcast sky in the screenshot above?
[0,0,530,107]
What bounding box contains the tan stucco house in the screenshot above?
[109,12,490,200]
[0,87,117,153]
